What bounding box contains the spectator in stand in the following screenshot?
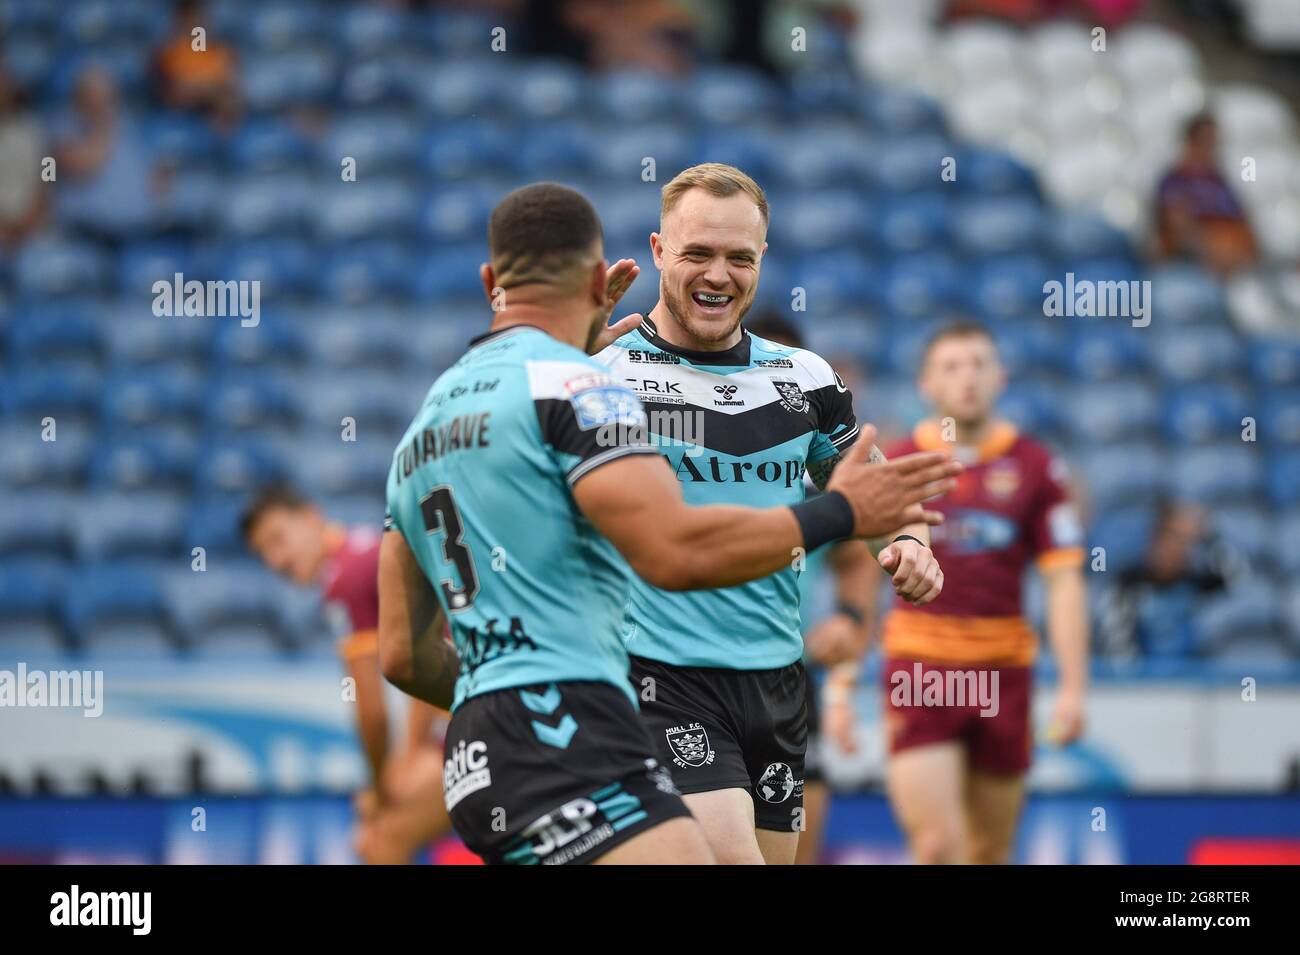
[152,0,241,132]
[0,61,47,248]
[53,66,166,245]
[1154,112,1259,275]
[1098,500,1239,659]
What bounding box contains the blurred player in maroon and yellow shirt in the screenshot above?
[241,486,459,864]
[845,322,1089,864]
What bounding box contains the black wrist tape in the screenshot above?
[891,534,925,548]
[792,491,855,552]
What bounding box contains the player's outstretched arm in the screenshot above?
[378,530,458,710]
[572,427,960,592]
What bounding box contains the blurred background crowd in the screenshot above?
[0,0,1298,862]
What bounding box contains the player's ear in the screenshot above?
[649,232,664,269]
[590,257,608,305]
[480,263,496,306]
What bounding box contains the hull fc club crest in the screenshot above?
[770,378,807,413]
[665,722,715,769]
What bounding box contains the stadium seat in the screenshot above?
[116,240,198,297]
[243,46,340,112]
[103,301,212,366]
[862,87,947,138]
[793,252,879,311]
[1147,325,1244,382]
[595,70,686,123]
[877,252,961,318]
[184,496,251,560]
[774,123,879,190]
[873,193,951,256]
[206,375,302,432]
[789,70,864,119]
[1065,325,1148,380]
[411,58,503,119]
[88,429,198,491]
[1147,264,1228,325]
[1247,338,1300,386]
[590,126,695,188]
[997,377,1065,435]
[313,179,418,241]
[216,238,315,300]
[246,3,331,50]
[227,118,316,173]
[1087,506,1156,578]
[1163,384,1252,443]
[194,438,288,497]
[146,113,222,169]
[210,319,308,371]
[62,561,176,653]
[1259,390,1300,445]
[1059,379,1159,444]
[1081,446,1166,512]
[337,4,407,56]
[965,254,1053,321]
[321,240,417,304]
[323,113,422,177]
[420,120,514,180]
[690,66,784,127]
[418,184,495,245]
[1046,209,1133,261]
[780,190,873,251]
[1267,449,1300,508]
[15,236,108,297]
[513,60,586,121]
[220,175,315,237]
[1173,446,1264,503]
[0,494,71,559]
[163,567,290,653]
[951,196,1044,257]
[411,249,491,303]
[338,54,416,109]
[1194,580,1283,657]
[101,367,204,428]
[6,303,104,363]
[872,134,953,194]
[287,438,393,498]
[1,361,101,420]
[0,559,67,654]
[1273,511,1300,575]
[0,419,90,488]
[73,493,186,561]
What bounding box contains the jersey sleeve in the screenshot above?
[808,367,859,464]
[1028,451,1086,570]
[526,360,660,486]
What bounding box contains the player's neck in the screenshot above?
[487,304,588,352]
[946,416,999,447]
[648,300,743,352]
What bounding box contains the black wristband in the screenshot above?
[891,534,925,548]
[791,491,855,552]
[836,603,865,625]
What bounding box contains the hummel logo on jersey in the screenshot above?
[770,378,808,413]
[712,384,744,407]
[628,350,680,364]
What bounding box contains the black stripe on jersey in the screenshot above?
[636,316,753,367]
[533,397,658,483]
[637,381,852,458]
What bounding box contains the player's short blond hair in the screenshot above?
[660,163,769,229]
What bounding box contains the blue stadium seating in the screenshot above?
[4,8,1294,664]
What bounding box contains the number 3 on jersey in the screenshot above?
[419,485,479,612]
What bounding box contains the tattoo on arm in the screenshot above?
[809,443,884,491]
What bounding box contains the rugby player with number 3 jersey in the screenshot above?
[376,183,962,865]
[588,164,954,864]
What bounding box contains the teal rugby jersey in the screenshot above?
[385,325,659,710]
[594,316,859,670]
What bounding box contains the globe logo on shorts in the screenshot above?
[756,762,795,803]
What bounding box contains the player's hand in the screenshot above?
[877,539,944,606]
[805,614,861,666]
[586,258,641,354]
[354,787,383,821]
[1045,688,1085,745]
[827,425,962,539]
[824,694,858,754]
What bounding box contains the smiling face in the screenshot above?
[650,188,767,348]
